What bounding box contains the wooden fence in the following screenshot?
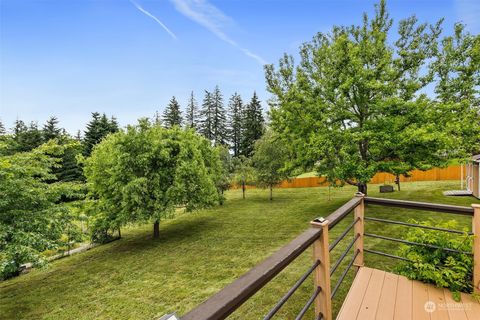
[237,165,463,189]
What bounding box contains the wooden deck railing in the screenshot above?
[178,196,479,320]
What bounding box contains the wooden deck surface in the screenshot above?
[336,267,480,320]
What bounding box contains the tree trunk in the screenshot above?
[395,174,401,191]
[242,182,246,199]
[118,227,121,239]
[153,220,160,239]
[357,182,368,195]
[269,186,273,201]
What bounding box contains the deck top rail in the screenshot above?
[182,197,362,320]
[181,196,479,320]
[365,196,474,215]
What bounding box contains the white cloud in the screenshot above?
[130,0,177,39]
[455,0,480,32]
[169,0,266,65]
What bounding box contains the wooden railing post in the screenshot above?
[473,204,480,294]
[354,192,365,270]
[311,218,332,320]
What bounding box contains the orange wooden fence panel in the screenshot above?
[233,165,463,189]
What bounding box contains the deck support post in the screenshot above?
[311,218,332,320]
[353,192,365,270]
[473,204,480,294]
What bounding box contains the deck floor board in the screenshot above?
[336,267,479,320]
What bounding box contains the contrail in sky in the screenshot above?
[170,0,266,65]
[130,0,177,40]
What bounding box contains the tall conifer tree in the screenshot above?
[0,119,5,135]
[227,93,244,157]
[42,116,62,142]
[211,86,228,145]
[163,96,183,128]
[185,91,200,130]
[200,90,214,140]
[83,112,118,156]
[240,92,265,157]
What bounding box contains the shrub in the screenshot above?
[396,220,473,298]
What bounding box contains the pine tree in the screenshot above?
[199,90,214,140]
[153,111,162,126]
[109,116,119,132]
[163,96,183,128]
[240,92,265,157]
[57,137,84,182]
[12,120,28,152]
[185,91,200,130]
[83,112,119,156]
[24,122,44,150]
[75,130,82,141]
[42,116,62,142]
[0,119,5,135]
[211,86,228,145]
[227,93,244,157]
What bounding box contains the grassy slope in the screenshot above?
[1,181,479,320]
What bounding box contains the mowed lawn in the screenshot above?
[1,181,479,320]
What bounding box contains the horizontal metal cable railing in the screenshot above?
[179,196,478,320]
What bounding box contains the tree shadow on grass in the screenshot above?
[99,216,219,255]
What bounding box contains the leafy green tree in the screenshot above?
[232,155,256,199]
[0,141,77,279]
[265,0,474,195]
[163,96,183,128]
[227,93,244,157]
[252,130,291,200]
[433,23,480,155]
[83,112,119,156]
[42,116,62,142]
[83,121,219,239]
[240,92,264,157]
[185,91,200,130]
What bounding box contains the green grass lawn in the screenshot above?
[1,181,479,320]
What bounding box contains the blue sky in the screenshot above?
[1,0,479,134]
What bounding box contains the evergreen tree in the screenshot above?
[12,119,27,138]
[185,91,200,130]
[57,137,84,182]
[153,111,162,126]
[12,120,28,152]
[227,93,244,157]
[0,119,5,135]
[75,130,82,141]
[163,96,183,128]
[240,92,265,157]
[42,116,62,142]
[199,90,214,140]
[109,116,119,132]
[83,112,118,156]
[24,122,44,150]
[211,86,228,145]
